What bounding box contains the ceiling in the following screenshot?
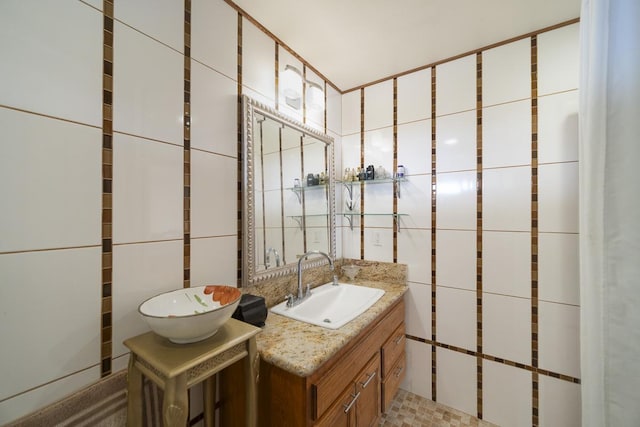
[231,0,581,91]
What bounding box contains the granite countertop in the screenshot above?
[256,279,408,377]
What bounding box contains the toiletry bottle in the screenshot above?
[307,173,315,186]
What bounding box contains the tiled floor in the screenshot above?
[380,389,498,427]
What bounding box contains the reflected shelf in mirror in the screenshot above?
[242,95,336,286]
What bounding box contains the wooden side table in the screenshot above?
[124,318,261,427]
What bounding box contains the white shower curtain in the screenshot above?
[579,0,640,426]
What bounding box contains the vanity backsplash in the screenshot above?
[244,259,407,308]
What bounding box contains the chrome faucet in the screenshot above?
[286,250,337,308]
[265,247,280,268]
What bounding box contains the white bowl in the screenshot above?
[138,285,241,344]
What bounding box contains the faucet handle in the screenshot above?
[285,294,294,307]
[305,284,312,297]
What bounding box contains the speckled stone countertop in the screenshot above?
[246,260,408,377]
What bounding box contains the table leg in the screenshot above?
[163,374,189,427]
[126,355,143,427]
[204,374,216,427]
[244,337,259,427]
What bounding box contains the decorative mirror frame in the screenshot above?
[242,95,336,287]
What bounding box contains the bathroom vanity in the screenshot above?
[220,279,406,426]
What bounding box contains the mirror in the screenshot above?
[242,95,336,286]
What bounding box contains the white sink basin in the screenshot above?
[270,283,385,329]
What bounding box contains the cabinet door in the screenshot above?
[316,384,357,427]
[355,353,380,427]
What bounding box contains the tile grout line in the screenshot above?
[236,12,243,287]
[393,78,398,263]
[360,88,365,260]
[100,0,114,378]
[475,51,484,420]
[405,335,581,384]
[183,0,192,289]
[430,65,438,401]
[531,34,540,427]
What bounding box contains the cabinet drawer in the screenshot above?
[382,351,405,412]
[315,383,356,427]
[381,323,405,378]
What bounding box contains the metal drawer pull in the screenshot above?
[343,391,361,413]
[394,334,404,345]
[360,371,377,388]
[395,365,404,378]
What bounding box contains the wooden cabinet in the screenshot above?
[219,298,405,426]
[381,322,406,412]
[245,298,405,427]
[316,353,379,427]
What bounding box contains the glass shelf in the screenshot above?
[338,177,406,199]
[287,184,328,203]
[286,213,329,230]
[337,213,408,232]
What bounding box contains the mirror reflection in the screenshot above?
[243,96,335,286]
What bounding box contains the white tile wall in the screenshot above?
[242,20,276,104]
[482,360,532,427]
[0,248,101,401]
[436,230,476,291]
[482,231,531,298]
[190,236,238,287]
[397,68,432,124]
[397,229,431,284]
[538,301,580,378]
[364,80,393,130]
[364,127,394,178]
[538,162,579,233]
[397,175,432,230]
[362,182,394,228]
[482,38,531,106]
[0,0,102,126]
[435,55,476,116]
[482,166,531,231]
[404,282,432,339]
[190,60,238,157]
[401,339,432,400]
[436,347,477,415]
[112,240,184,358]
[482,100,532,168]
[113,22,183,144]
[436,286,476,351]
[0,109,101,252]
[539,375,581,427]
[538,90,579,164]
[363,228,393,262]
[482,293,531,364]
[397,119,432,175]
[538,232,579,305]
[436,111,476,173]
[191,150,237,238]
[191,0,237,79]
[435,171,477,230]
[112,134,183,244]
[115,0,183,53]
[342,90,361,136]
[326,86,342,135]
[538,23,580,96]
